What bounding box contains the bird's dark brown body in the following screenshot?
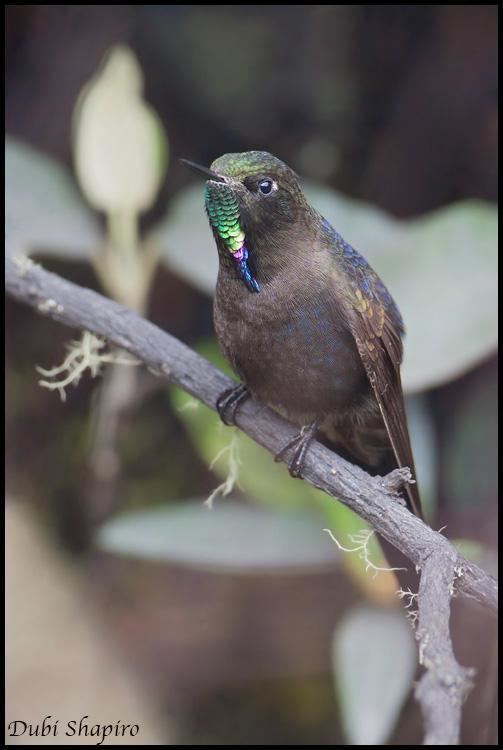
[182,151,422,518]
[214,216,391,472]
[215,250,363,415]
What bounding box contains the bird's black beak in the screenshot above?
[179,158,226,183]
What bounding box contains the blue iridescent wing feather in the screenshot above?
[322,217,404,334]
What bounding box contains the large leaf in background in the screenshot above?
[390,202,496,392]
[333,605,416,745]
[5,137,100,258]
[154,182,497,392]
[169,338,403,603]
[73,45,167,215]
[96,501,340,572]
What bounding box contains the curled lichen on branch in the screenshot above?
[205,430,242,509]
[397,587,419,628]
[36,331,139,402]
[323,527,407,578]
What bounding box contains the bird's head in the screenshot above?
[181,151,312,292]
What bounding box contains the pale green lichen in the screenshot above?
[36,331,138,402]
[323,528,407,579]
[205,430,242,509]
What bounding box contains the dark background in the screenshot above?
[5,5,498,745]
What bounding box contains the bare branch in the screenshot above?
[5,254,498,744]
[415,551,475,744]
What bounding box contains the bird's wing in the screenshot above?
[338,243,422,518]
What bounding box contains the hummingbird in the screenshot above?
[181,152,422,519]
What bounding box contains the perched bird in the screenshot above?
[181,152,422,519]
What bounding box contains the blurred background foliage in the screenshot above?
[5,5,497,746]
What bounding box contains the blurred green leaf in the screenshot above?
[333,605,416,744]
[73,45,168,215]
[96,501,340,572]
[155,182,496,392]
[5,136,100,258]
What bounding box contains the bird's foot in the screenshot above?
[216,383,250,426]
[274,420,319,478]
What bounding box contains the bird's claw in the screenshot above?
[216,384,250,426]
[274,421,319,479]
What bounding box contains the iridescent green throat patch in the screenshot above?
[205,183,245,252]
[205,183,259,293]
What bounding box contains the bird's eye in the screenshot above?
[258,179,275,195]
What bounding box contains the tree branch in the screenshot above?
[6,254,498,744]
[415,550,475,744]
